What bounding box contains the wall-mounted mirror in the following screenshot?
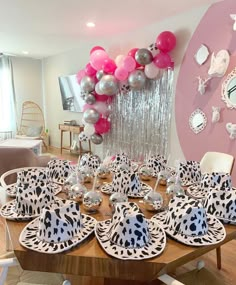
[189,109,207,134]
[194,44,209,65]
[222,67,236,109]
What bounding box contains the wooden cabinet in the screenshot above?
[58,124,91,155]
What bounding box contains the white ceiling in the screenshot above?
[0,0,216,59]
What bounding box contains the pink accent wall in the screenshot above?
[175,0,236,182]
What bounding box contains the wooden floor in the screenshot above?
[0,146,236,284]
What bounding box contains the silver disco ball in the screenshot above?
[70,183,87,203]
[83,190,103,213]
[143,190,163,211]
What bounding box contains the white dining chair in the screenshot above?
[200,151,234,174]
[200,151,234,270]
[0,224,71,285]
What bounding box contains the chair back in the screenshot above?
[17,101,45,138]
[200,152,234,174]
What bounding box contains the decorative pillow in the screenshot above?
[26,126,43,137]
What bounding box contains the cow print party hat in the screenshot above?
[100,168,152,198]
[187,172,232,199]
[5,167,62,198]
[146,154,167,177]
[110,152,131,171]
[204,187,236,224]
[1,168,56,221]
[19,199,96,254]
[47,159,72,185]
[78,153,101,174]
[95,202,166,260]
[151,195,225,246]
[178,160,201,186]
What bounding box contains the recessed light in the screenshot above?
[22,51,29,55]
[86,22,95,28]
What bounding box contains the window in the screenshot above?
[0,55,16,134]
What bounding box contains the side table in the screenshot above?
[59,124,91,155]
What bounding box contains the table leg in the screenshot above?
[69,131,72,152]
[60,130,63,154]
[216,247,221,269]
[5,220,10,251]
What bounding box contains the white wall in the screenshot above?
[11,57,43,127]
[40,4,210,163]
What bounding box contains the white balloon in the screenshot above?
[84,123,95,136]
[115,55,125,67]
[144,62,161,79]
[93,101,108,115]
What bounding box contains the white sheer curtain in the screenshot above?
[0,55,16,135]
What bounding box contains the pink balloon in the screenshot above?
[153,52,172,69]
[76,69,86,84]
[123,56,136,72]
[94,117,111,134]
[128,48,139,58]
[93,101,108,116]
[114,66,128,81]
[85,63,97,77]
[90,50,109,71]
[156,31,176,53]
[90,46,105,55]
[102,58,117,74]
[82,104,92,112]
[127,47,142,68]
[94,93,110,102]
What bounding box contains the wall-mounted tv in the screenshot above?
[58,74,84,112]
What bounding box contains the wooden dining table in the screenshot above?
[1,176,236,284]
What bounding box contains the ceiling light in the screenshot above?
[86,22,95,28]
[22,51,29,55]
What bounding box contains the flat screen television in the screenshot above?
[58,74,84,112]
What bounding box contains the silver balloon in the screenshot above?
[91,133,103,144]
[80,76,95,93]
[135,48,153,65]
[128,70,146,90]
[85,94,96,105]
[143,189,163,211]
[99,75,118,95]
[83,190,103,213]
[96,70,105,81]
[83,108,100,124]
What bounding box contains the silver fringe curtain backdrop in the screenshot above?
[103,69,174,161]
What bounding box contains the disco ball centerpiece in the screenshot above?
[69,183,87,203]
[143,189,163,212]
[97,165,110,179]
[109,192,128,212]
[138,165,153,181]
[79,166,94,183]
[83,189,103,213]
[158,170,170,186]
[63,172,78,196]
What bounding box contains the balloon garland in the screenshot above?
[77,31,176,145]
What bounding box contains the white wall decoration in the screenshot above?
[211,106,221,123]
